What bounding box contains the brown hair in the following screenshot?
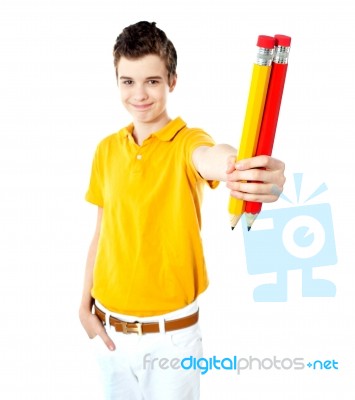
[113,21,177,83]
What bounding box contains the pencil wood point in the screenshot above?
[230,214,242,230]
[245,212,258,231]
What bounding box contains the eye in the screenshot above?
[122,80,134,85]
[147,80,159,85]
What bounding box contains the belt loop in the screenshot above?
[159,318,166,334]
[105,311,111,329]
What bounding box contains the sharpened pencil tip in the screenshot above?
[229,214,241,230]
[247,226,251,231]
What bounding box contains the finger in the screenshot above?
[227,179,284,202]
[227,168,269,183]
[226,168,270,185]
[227,168,285,187]
[229,188,280,203]
[236,155,285,171]
[227,180,284,198]
[98,328,116,351]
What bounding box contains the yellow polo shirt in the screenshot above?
[85,117,218,316]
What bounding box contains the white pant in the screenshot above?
[91,301,202,400]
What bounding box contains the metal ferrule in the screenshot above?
[256,47,274,66]
[273,46,290,64]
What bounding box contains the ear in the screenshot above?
[169,74,177,92]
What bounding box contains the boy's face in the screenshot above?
[117,54,176,126]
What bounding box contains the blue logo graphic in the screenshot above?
[242,173,337,302]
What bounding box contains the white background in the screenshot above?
[1,0,354,399]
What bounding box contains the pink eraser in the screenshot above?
[274,35,291,47]
[257,35,275,49]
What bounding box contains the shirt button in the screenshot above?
[136,154,142,160]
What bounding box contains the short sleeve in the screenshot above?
[184,128,220,189]
[85,145,104,207]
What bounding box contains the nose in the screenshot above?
[133,84,148,102]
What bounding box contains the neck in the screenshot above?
[132,114,171,145]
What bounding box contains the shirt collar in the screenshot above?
[119,117,186,142]
[152,117,186,141]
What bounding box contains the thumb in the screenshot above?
[226,155,236,174]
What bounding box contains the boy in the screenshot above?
[79,21,285,399]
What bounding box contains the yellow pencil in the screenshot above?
[229,35,275,229]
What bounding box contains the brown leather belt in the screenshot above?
[94,305,199,335]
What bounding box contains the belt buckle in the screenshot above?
[121,321,143,335]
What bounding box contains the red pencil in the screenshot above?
[244,34,291,230]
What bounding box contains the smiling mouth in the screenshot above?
[131,103,153,110]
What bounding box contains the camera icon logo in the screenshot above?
[242,173,337,302]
